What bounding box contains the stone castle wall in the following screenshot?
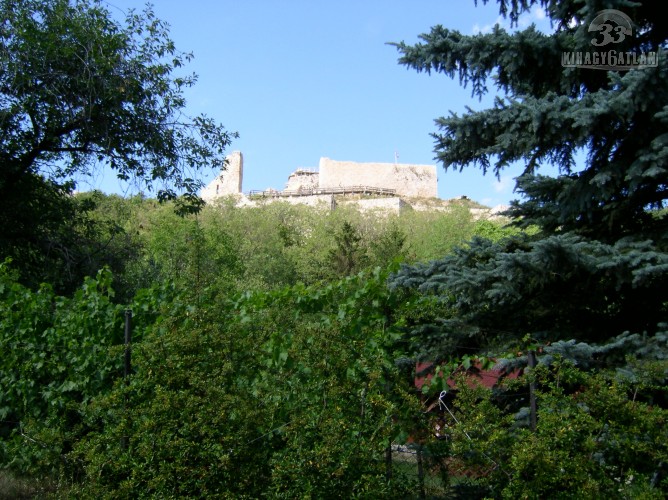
[200,151,243,200]
[201,152,439,204]
[256,193,335,209]
[339,196,407,213]
[318,158,437,198]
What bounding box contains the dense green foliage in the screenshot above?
[0,264,123,474]
[0,191,662,497]
[391,0,668,359]
[0,260,174,477]
[442,362,667,498]
[385,0,668,495]
[65,270,422,498]
[0,194,482,496]
[390,234,668,358]
[0,0,235,291]
[127,198,479,290]
[1,0,667,497]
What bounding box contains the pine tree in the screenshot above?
[393,0,667,242]
[389,0,668,365]
[328,221,368,277]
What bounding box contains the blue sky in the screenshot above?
[96,0,553,207]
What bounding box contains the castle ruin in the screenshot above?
[200,151,244,200]
[318,158,437,198]
[200,152,511,219]
[201,151,438,211]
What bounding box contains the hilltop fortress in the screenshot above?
[200,151,505,217]
[201,151,442,211]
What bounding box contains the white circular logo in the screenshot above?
[588,9,633,46]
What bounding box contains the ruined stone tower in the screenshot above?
[201,151,243,199]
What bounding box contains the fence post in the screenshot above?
[124,309,132,381]
[417,444,426,499]
[528,350,537,432]
[385,441,392,483]
[121,309,132,450]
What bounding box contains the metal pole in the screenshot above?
[385,441,392,483]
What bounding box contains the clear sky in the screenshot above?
[96,0,552,207]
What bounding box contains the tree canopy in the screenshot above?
[0,0,235,288]
[387,4,668,493]
[393,0,667,242]
[391,0,668,362]
[1,0,235,201]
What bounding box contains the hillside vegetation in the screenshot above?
[1,193,664,498]
[0,194,513,497]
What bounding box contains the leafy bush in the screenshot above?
[66,269,422,497]
[0,262,123,475]
[434,361,668,498]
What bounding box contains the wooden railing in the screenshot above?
[247,186,397,198]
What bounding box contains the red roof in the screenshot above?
[415,360,519,391]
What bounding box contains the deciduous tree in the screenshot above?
[0,0,235,285]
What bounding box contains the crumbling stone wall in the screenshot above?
[258,193,335,209]
[285,169,319,191]
[201,151,243,201]
[339,196,407,214]
[318,158,437,198]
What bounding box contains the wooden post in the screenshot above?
[121,309,132,450]
[124,309,132,381]
[417,444,426,499]
[385,441,392,483]
[528,350,537,432]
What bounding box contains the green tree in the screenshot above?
[328,220,368,277]
[390,1,668,494]
[394,0,666,243]
[391,0,667,357]
[398,203,476,262]
[369,220,408,266]
[0,0,236,285]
